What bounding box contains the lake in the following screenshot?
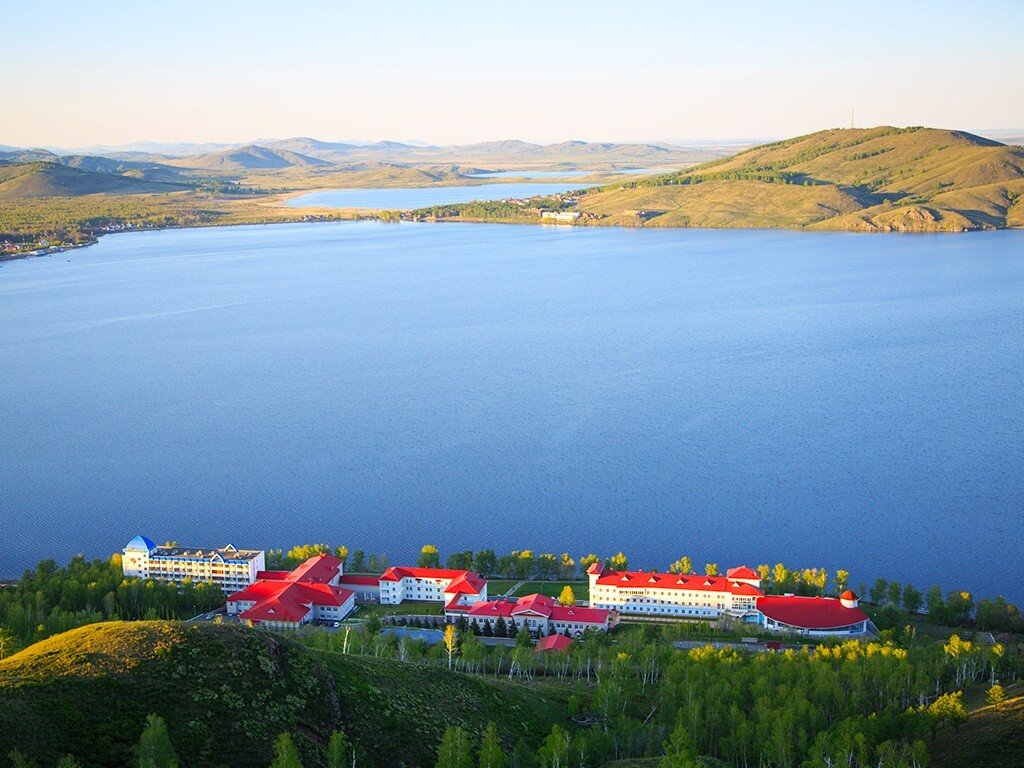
[287,182,584,210]
[1,222,1022,602]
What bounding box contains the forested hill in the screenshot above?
[575,126,1024,231]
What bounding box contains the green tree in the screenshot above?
[660,720,696,768]
[579,553,600,572]
[327,730,351,768]
[608,552,629,570]
[704,563,718,576]
[870,578,888,604]
[436,726,473,768]
[417,545,440,568]
[446,550,474,570]
[349,550,366,572]
[926,585,948,623]
[56,758,81,768]
[132,715,178,768]
[886,581,903,607]
[7,750,37,768]
[903,583,923,614]
[478,722,506,768]
[538,725,570,768]
[0,628,15,660]
[269,733,303,768]
[669,556,693,575]
[473,549,498,576]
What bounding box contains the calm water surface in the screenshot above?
[287,182,585,210]
[1,222,1021,601]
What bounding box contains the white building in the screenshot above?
[378,566,488,609]
[756,591,872,636]
[587,563,763,620]
[121,535,265,593]
[453,593,617,637]
[226,553,356,630]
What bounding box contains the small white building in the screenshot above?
[378,566,488,609]
[756,591,872,636]
[121,535,265,594]
[454,593,616,637]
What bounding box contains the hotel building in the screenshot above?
[451,592,616,636]
[121,535,265,593]
[378,566,488,609]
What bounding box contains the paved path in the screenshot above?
[502,581,527,597]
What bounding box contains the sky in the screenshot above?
[2,0,1023,148]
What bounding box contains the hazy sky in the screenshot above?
[3,0,1023,147]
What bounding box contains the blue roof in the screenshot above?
[125,534,156,552]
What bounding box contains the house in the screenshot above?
[756,590,872,636]
[226,553,355,630]
[535,633,574,653]
[337,574,382,603]
[379,566,488,609]
[587,562,763,620]
[121,535,265,594]
[455,593,616,636]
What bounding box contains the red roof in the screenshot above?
[756,595,868,630]
[337,574,381,586]
[535,634,573,653]
[467,594,609,626]
[379,566,485,595]
[228,554,352,625]
[592,568,764,596]
[840,590,859,601]
[726,566,760,580]
[255,570,290,581]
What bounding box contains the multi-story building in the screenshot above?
[378,566,488,608]
[587,562,763,620]
[756,591,871,636]
[121,535,265,593]
[452,592,616,636]
[226,553,355,630]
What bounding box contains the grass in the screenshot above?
[350,601,444,619]
[510,580,590,601]
[0,620,571,768]
[486,580,521,595]
[930,693,1024,768]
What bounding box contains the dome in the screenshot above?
[840,590,858,600]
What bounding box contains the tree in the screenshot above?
[986,684,1006,706]
[0,628,15,660]
[928,691,967,732]
[478,722,506,768]
[443,623,459,670]
[660,720,696,768]
[704,563,718,576]
[886,581,903,607]
[608,552,628,570]
[579,554,600,572]
[473,549,498,576]
[772,563,789,590]
[557,585,575,606]
[834,569,850,593]
[350,550,366,572]
[558,553,576,580]
[926,585,948,623]
[270,733,303,768]
[903,583,923,614]
[133,714,178,768]
[327,730,351,768]
[494,615,508,637]
[436,726,473,768]
[669,556,692,575]
[538,725,570,768]
[334,545,349,564]
[870,578,888,604]
[947,591,974,623]
[56,758,81,768]
[447,550,474,570]
[6,751,37,768]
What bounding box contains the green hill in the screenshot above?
[178,144,332,170]
[0,162,191,198]
[575,126,1024,231]
[929,693,1024,768]
[0,621,569,768]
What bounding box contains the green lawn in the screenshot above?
[350,602,443,620]
[486,580,520,596]
[510,580,589,601]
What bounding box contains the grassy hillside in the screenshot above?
[0,162,191,198]
[177,144,332,170]
[573,126,1024,231]
[0,621,570,768]
[929,693,1024,768]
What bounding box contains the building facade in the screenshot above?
[587,563,763,619]
[452,593,616,636]
[378,566,488,609]
[226,553,355,630]
[121,535,265,593]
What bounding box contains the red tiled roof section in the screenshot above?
[549,604,609,624]
[337,575,381,586]
[594,569,765,596]
[255,570,290,581]
[726,566,760,580]
[466,593,609,626]
[535,634,574,652]
[228,554,352,625]
[287,553,343,584]
[756,595,868,630]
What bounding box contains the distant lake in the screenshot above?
[1,223,1022,603]
[288,182,584,211]
[467,168,674,179]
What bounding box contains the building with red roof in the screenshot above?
[456,592,616,636]
[756,593,871,636]
[226,553,355,630]
[588,563,763,620]
[534,634,574,653]
[379,566,488,609]
[337,574,383,602]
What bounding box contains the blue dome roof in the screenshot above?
[125,535,156,552]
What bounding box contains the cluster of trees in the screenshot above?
[0,556,224,653]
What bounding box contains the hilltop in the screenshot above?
[0,621,569,768]
[0,161,192,198]
[570,126,1024,231]
[173,144,333,170]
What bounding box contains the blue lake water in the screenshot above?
[467,169,673,179]
[287,182,585,210]
[1,222,1022,603]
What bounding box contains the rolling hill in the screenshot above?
[0,621,569,768]
[930,693,1024,768]
[176,144,332,170]
[574,126,1024,231]
[0,162,191,198]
